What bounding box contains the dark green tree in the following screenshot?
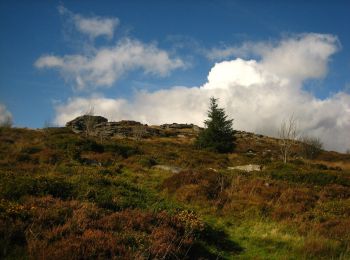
[196,97,235,153]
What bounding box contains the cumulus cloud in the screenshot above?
[35,6,185,90]
[0,104,13,126]
[58,5,119,40]
[54,33,350,152]
[208,34,339,84]
[35,38,185,90]
[260,34,339,84]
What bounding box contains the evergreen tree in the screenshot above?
[196,97,235,153]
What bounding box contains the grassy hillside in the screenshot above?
[0,126,349,259]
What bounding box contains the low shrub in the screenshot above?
[0,216,27,257]
[20,146,42,154]
[104,143,139,158]
[320,184,350,199]
[300,237,342,259]
[314,163,329,170]
[80,139,104,153]
[22,203,207,260]
[39,148,63,164]
[139,156,158,168]
[271,170,349,187]
[0,174,76,200]
[162,170,231,200]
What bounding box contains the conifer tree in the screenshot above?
[196,97,235,153]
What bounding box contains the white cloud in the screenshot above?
[207,34,339,85]
[74,16,119,40]
[260,34,339,84]
[36,6,185,90]
[35,38,185,90]
[35,56,64,68]
[0,104,13,126]
[54,33,350,152]
[203,59,272,89]
[58,5,119,40]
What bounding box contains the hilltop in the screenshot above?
[66,115,350,164]
[0,117,349,259]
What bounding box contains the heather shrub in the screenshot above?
[1,124,350,259]
[300,237,342,259]
[270,170,349,186]
[162,170,231,200]
[80,139,104,153]
[320,184,350,199]
[26,196,75,228]
[139,156,158,168]
[79,176,158,211]
[0,174,76,200]
[38,148,63,164]
[24,205,206,260]
[0,217,27,258]
[104,142,139,158]
[20,146,42,155]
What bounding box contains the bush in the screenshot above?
[22,205,207,260]
[81,177,157,211]
[162,170,231,200]
[300,135,323,159]
[20,146,42,154]
[0,174,76,200]
[269,169,350,187]
[104,143,139,158]
[139,156,157,168]
[301,237,342,258]
[80,139,104,153]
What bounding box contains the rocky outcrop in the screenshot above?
[66,115,108,134]
[152,164,182,173]
[160,123,202,132]
[227,164,262,172]
[66,115,181,139]
[94,121,160,138]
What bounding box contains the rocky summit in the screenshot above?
[65,115,108,133]
[65,115,201,139]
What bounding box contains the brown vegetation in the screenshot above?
[1,125,349,259]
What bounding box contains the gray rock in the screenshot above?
[160,123,202,131]
[152,165,182,173]
[66,115,108,133]
[66,116,198,139]
[66,115,161,138]
[227,164,262,172]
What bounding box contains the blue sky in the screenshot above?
[0,0,349,151]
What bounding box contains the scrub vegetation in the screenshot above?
[1,124,349,259]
